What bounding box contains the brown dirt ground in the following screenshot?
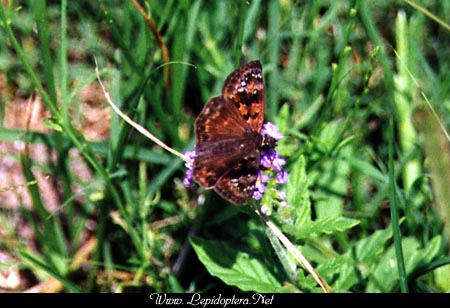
[0,79,110,292]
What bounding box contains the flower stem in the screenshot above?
[254,208,331,293]
[95,61,192,165]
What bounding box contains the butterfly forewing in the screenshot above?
[194,96,251,144]
[193,60,265,204]
[222,60,264,132]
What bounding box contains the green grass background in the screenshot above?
[0,0,449,292]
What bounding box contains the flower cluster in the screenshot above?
[252,123,288,205]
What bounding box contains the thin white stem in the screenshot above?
[255,208,331,293]
[94,63,193,165]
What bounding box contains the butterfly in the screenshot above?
[192,60,273,204]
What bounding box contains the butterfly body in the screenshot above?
[192,60,266,204]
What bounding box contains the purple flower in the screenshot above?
[260,173,270,184]
[183,168,194,187]
[261,149,286,172]
[183,150,197,187]
[276,171,288,184]
[252,190,264,201]
[184,150,197,165]
[278,191,286,200]
[261,122,283,140]
[273,157,286,172]
[260,205,271,215]
[260,149,276,169]
[252,171,268,200]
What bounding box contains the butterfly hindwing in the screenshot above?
[213,148,261,204]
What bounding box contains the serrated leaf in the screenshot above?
[296,217,360,238]
[312,146,353,219]
[347,155,386,183]
[332,256,357,291]
[316,256,348,280]
[282,217,359,240]
[275,103,290,135]
[334,227,393,290]
[318,120,346,151]
[420,236,442,265]
[285,155,311,227]
[190,236,282,292]
[352,227,393,264]
[366,235,443,292]
[366,237,417,292]
[435,265,450,291]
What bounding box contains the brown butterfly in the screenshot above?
[191,60,271,204]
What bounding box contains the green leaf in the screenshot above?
[420,236,443,264]
[435,264,450,292]
[366,235,443,292]
[316,256,348,282]
[43,117,63,132]
[190,236,282,292]
[347,155,387,183]
[317,120,346,153]
[285,155,311,228]
[282,217,359,240]
[296,217,360,238]
[19,251,82,292]
[334,227,393,290]
[351,224,393,264]
[275,103,290,135]
[311,146,352,219]
[366,237,417,292]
